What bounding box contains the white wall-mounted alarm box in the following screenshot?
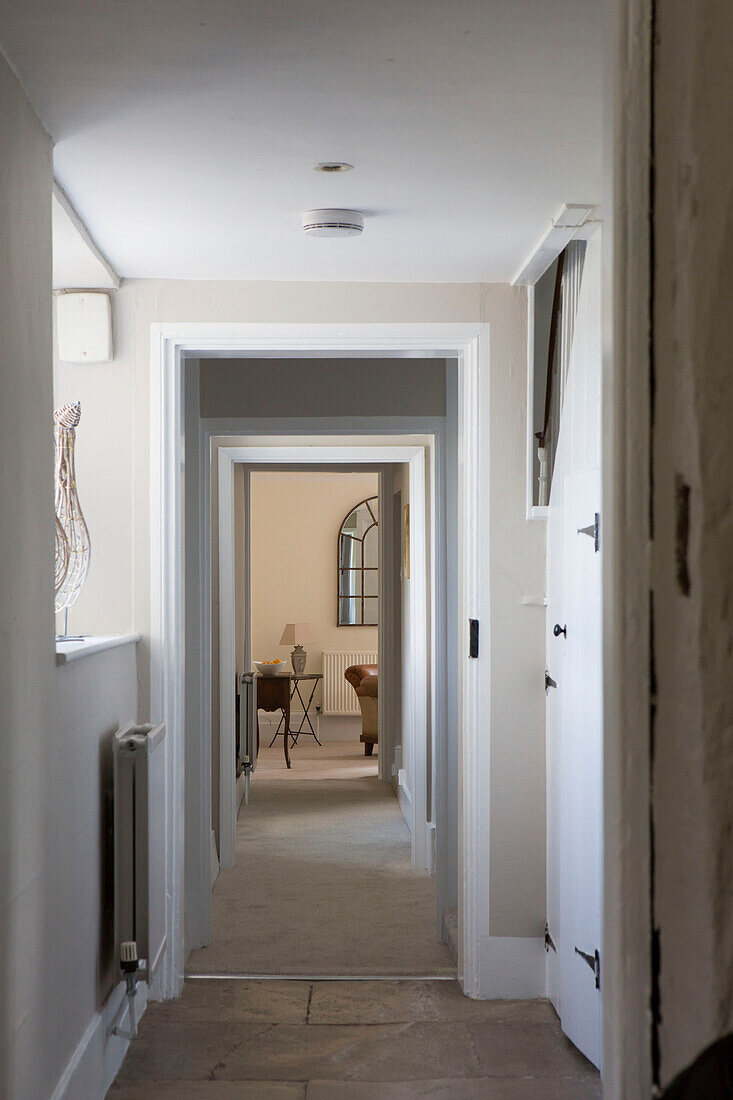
[56,291,113,363]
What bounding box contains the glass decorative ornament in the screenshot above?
[53,401,91,617]
[54,514,70,596]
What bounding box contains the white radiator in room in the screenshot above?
[322,651,378,715]
[113,722,167,983]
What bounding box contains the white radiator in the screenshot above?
[113,722,167,982]
[322,651,378,715]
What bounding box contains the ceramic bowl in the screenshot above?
[254,660,288,676]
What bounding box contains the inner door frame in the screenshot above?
[216,442,430,871]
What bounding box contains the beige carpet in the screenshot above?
[187,741,455,976]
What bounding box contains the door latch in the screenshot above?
[469,619,479,658]
[545,670,557,693]
[577,512,600,552]
[544,922,557,953]
[575,946,601,990]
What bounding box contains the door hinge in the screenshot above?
[575,946,601,990]
[577,512,600,552]
[544,921,557,953]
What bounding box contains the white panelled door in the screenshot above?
[545,232,603,1069]
[559,468,602,1064]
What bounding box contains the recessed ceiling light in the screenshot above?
[302,209,364,238]
[313,162,353,173]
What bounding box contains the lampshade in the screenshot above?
[279,622,313,645]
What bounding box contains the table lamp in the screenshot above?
[280,622,313,674]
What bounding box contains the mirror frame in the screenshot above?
[337,495,379,626]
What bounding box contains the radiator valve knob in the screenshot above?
[120,941,139,974]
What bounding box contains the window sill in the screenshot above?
[55,633,141,666]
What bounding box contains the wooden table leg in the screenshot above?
[283,691,291,769]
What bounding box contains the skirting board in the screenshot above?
[236,770,247,813]
[472,936,546,1000]
[50,980,147,1100]
[397,771,412,831]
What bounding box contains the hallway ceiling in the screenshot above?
[0,0,603,282]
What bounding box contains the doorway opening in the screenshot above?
[151,323,493,1002]
[188,463,455,978]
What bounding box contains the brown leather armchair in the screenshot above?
[344,664,378,755]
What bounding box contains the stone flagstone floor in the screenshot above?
[110,977,602,1098]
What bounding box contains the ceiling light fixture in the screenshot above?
[302,209,364,238]
[313,162,353,173]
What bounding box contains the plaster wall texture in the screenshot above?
[0,53,142,1098]
[487,288,548,937]
[248,470,379,707]
[652,0,733,1084]
[54,278,546,941]
[0,51,56,1100]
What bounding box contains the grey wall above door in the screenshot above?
[199,358,447,419]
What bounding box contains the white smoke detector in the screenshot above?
[302,209,364,238]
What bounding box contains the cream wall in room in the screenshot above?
[53,278,547,944]
[249,470,379,710]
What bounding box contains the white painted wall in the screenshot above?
[249,469,379,712]
[439,363,460,920]
[0,57,143,1099]
[52,294,135,640]
[47,644,141,1100]
[0,51,56,1100]
[391,463,412,823]
[487,293,548,940]
[54,278,546,948]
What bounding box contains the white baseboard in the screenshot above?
[235,770,247,813]
[470,936,546,1000]
[50,980,148,1100]
[397,769,412,830]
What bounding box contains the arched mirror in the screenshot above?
[337,496,378,625]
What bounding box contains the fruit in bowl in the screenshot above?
[254,659,287,676]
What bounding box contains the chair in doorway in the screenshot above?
[344,664,379,755]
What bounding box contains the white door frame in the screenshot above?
[150,322,489,1000]
[216,442,430,873]
[235,459,398,791]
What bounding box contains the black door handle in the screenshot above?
[545,670,557,693]
[553,623,567,638]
